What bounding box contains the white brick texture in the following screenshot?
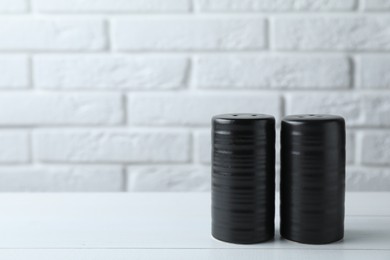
[346,133,355,164]
[359,55,390,89]
[0,132,29,163]
[0,165,123,191]
[127,165,210,191]
[0,56,28,88]
[0,93,122,125]
[0,19,105,51]
[34,56,188,90]
[363,0,390,10]
[195,55,350,89]
[347,166,390,191]
[33,0,190,13]
[194,131,211,164]
[272,17,390,50]
[0,0,387,192]
[33,130,190,163]
[195,0,356,11]
[361,132,390,166]
[112,18,266,51]
[128,93,281,126]
[0,0,27,12]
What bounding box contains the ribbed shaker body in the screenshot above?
[280,114,345,244]
[212,114,275,244]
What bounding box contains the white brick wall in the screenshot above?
[112,17,266,51]
[0,131,29,163]
[0,0,388,192]
[272,16,390,51]
[194,0,356,11]
[33,130,190,163]
[0,165,123,191]
[32,0,191,13]
[0,19,106,51]
[359,55,390,88]
[34,56,189,90]
[363,0,390,10]
[0,56,28,88]
[128,93,281,125]
[0,0,27,13]
[195,55,350,89]
[127,165,210,191]
[0,93,123,125]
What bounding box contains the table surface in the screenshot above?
[0,192,388,260]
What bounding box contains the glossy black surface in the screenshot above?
[212,114,275,244]
[280,114,346,244]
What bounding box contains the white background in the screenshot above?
[0,0,389,192]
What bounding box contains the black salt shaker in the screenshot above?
[212,114,275,244]
[280,114,345,244]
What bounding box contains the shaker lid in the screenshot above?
[283,114,344,124]
[282,114,345,148]
[213,113,275,126]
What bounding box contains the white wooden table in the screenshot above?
[0,192,388,259]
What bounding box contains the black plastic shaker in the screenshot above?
[212,114,275,244]
[280,114,345,244]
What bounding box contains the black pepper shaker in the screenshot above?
[280,114,345,244]
[212,114,275,244]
